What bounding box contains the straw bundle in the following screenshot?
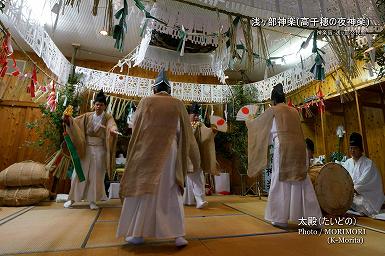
[0,161,48,187]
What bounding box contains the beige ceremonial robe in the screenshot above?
[246,103,307,181]
[117,92,200,239]
[193,123,218,175]
[264,118,322,224]
[119,92,200,198]
[65,112,117,203]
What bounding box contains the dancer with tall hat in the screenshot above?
[117,68,200,247]
[247,83,322,228]
[184,102,218,208]
[63,90,118,210]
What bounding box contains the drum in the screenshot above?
[308,163,354,215]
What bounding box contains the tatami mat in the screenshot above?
[2,196,385,256]
[18,228,385,256]
[0,208,97,255]
[27,240,212,256]
[185,215,284,238]
[201,229,385,256]
[98,207,122,222]
[184,203,241,217]
[86,214,284,248]
[224,201,267,220]
[35,199,122,210]
[357,217,385,232]
[98,203,241,222]
[0,206,27,221]
[207,195,263,204]
[86,221,124,247]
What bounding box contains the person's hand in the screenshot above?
[109,129,117,137]
[63,115,70,126]
[211,125,218,135]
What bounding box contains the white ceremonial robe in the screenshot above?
[116,123,184,239]
[184,160,206,205]
[68,113,109,203]
[265,118,322,224]
[343,156,385,216]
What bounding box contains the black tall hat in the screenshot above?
[153,68,170,88]
[189,102,201,114]
[349,132,363,150]
[271,83,285,103]
[271,83,284,98]
[94,89,107,104]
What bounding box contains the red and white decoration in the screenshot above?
[236,104,259,121]
[0,32,20,78]
[46,80,57,112]
[210,115,227,132]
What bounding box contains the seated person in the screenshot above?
[342,132,385,216]
[116,153,126,166]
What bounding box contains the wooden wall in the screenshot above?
[300,83,385,191]
[0,103,48,170]
[0,51,57,170]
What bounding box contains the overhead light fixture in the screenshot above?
[100,30,108,36]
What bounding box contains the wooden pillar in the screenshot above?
[342,103,349,155]
[354,90,369,156]
[71,43,80,77]
[320,109,327,155]
[379,84,385,122]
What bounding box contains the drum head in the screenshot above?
[315,163,354,215]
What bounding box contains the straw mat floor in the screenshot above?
[0,196,384,256]
[0,208,97,255]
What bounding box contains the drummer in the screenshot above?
[342,132,385,216]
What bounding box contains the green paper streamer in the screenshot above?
[63,134,85,182]
[133,0,145,11]
[177,28,187,53]
[113,0,128,51]
[312,30,318,53]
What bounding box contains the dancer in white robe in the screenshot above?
[184,159,207,208]
[265,119,322,226]
[63,90,117,210]
[117,69,200,247]
[184,103,217,209]
[117,122,184,239]
[247,83,322,228]
[343,132,385,216]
